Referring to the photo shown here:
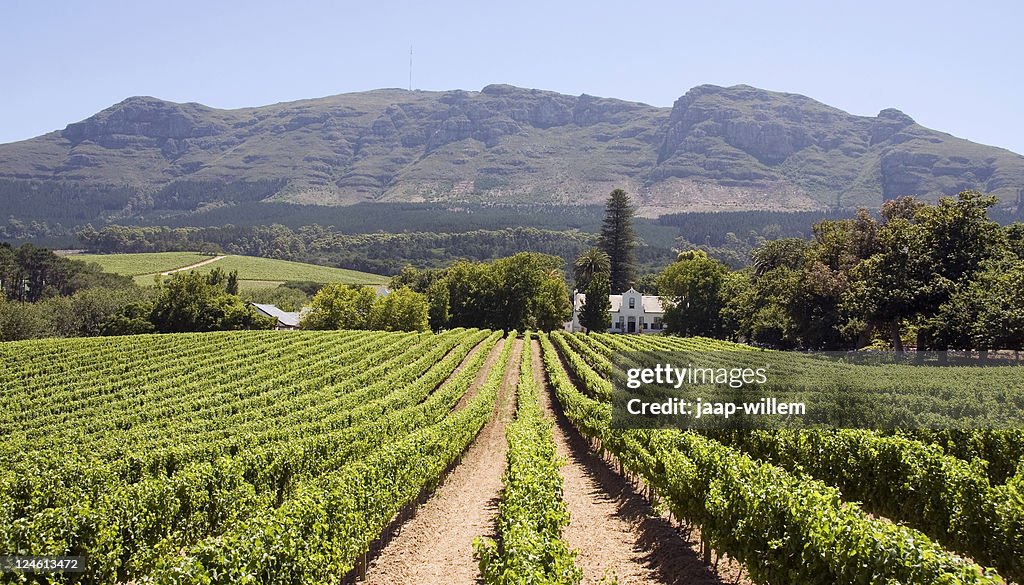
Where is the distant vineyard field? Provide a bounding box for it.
[72,251,389,288]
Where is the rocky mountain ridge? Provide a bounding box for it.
[1,83,1021,220]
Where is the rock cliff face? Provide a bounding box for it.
[1,84,1021,220]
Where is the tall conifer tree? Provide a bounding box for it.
[599,188,637,293]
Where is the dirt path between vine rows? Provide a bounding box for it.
[532,339,740,585]
[159,254,225,275]
[363,337,522,585]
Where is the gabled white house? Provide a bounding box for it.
[567,287,667,334]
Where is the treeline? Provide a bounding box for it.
[86,210,987,278]
[658,209,848,245]
[657,191,1024,351]
[0,243,132,302]
[300,252,573,333]
[131,201,610,233]
[300,285,429,332]
[0,243,276,341]
[0,178,136,224]
[78,224,598,275]
[391,252,571,332]
[658,207,1024,245]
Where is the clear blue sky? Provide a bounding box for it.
[2,0,1021,154]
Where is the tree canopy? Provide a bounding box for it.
[657,250,729,338]
[395,252,571,332]
[579,272,611,334]
[149,272,274,333]
[667,191,1023,352]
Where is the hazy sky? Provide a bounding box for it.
[2,0,1021,153]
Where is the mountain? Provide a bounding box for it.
[1,84,1022,223]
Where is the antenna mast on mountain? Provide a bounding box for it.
[409,46,413,91]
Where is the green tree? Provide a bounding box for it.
[444,261,492,329]
[0,299,53,341]
[657,250,729,337]
[1006,223,1024,260]
[914,191,1003,318]
[842,217,927,352]
[426,278,450,331]
[150,272,273,333]
[573,248,610,292]
[54,287,142,337]
[533,274,572,332]
[490,253,571,332]
[206,266,227,288]
[929,258,1024,351]
[975,261,1024,351]
[579,272,611,333]
[751,238,809,276]
[598,188,636,293]
[368,287,430,332]
[844,192,1002,351]
[633,272,659,295]
[100,302,157,336]
[226,270,239,295]
[300,283,377,330]
[719,270,753,341]
[438,253,571,332]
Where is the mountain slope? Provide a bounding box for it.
[1,84,1021,221]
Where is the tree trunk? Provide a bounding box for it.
[891,322,904,354]
[855,325,873,350]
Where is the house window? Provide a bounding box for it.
[629,297,635,309]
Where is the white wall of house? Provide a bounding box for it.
[567,287,666,334]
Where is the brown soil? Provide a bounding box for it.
[531,339,748,585]
[363,337,522,585]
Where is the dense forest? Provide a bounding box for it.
[73,207,934,277]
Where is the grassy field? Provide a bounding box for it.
[72,252,388,288]
[74,252,210,276]
[188,255,387,284]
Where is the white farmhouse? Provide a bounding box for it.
[567,287,667,334]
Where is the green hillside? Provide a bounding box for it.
[73,252,388,288]
[73,251,210,276]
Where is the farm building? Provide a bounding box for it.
[566,287,666,334]
[250,303,302,330]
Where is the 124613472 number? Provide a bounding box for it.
[0,556,86,573]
